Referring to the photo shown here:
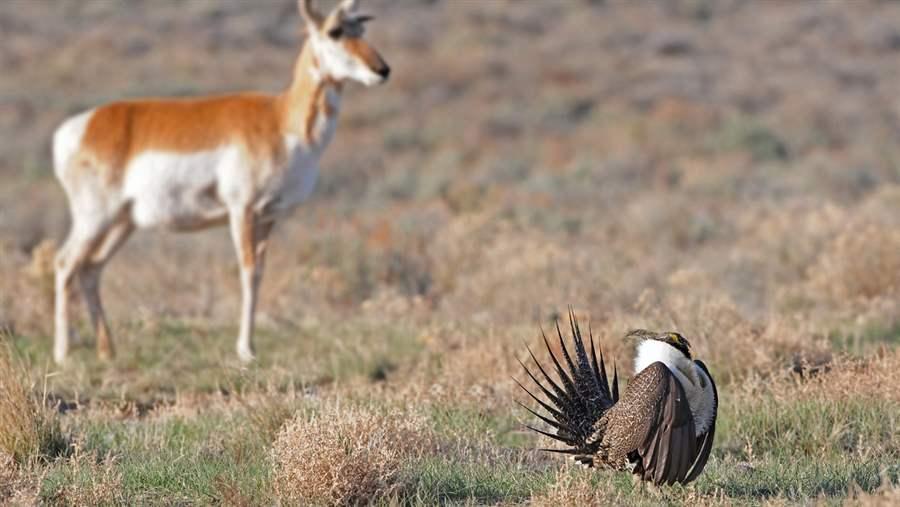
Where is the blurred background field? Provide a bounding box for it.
[1,0,899,504]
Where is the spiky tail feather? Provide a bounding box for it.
[516,308,619,461]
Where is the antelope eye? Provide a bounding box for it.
[328,26,343,39]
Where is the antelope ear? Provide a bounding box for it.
[339,0,360,14]
[298,0,323,28]
[321,9,343,35]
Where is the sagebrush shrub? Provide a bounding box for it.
[809,224,900,303]
[0,340,65,464]
[271,403,428,506]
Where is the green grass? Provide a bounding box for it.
[698,458,897,501]
[41,409,275,504]
[11,317,423,402]
[829,322,900,356]
[407,405,555,503]
[413,386,897,504]
[707,115,789,163]
[23,381,900,505]
[9,324,899,505]
[720,395,900,458]
[427,405,529,448]
[404,394,899,504]
[405,456,554,505]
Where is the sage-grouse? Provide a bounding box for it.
[516,311,718,485]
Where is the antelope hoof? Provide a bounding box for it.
[238,347,256,364]
[53,347,68,366]
[97,347,115,361]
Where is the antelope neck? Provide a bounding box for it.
[279,43,344,146]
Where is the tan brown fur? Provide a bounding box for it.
[80,94,288,185]
[343,38,388,78]
[78,37,349,185]
[282,48,344,145]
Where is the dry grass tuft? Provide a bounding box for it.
[0,452,25,503]
[0,340,64,464]
[728,350,900,461]
[785,348,900,403]
[0,459,38,505]
[271,403,428,506]
[24,239,56,281]
[530,469,611,506]
[531,468,731,507]
[849,480,900,507]
[809,223,900,304]
[44,449,124,507]
[244,399,298,445]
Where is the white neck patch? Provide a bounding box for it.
[634,339,693,378]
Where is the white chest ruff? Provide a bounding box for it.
[260,135,322,217]
[314,87,340,148]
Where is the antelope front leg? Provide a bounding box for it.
[79,218,134,361]
[229,208,274,363]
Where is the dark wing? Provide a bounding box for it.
[517,310,618,456]
[684,360,718,483]
[621,362,697,486]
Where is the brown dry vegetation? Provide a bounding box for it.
[0,340,64,465]
[1,0,900,504]
[39,449,125,507]
[272,403,428,505]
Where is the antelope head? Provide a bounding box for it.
[299,0,390,87]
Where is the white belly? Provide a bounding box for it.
[123,148,233,230]
[122,139,322,229]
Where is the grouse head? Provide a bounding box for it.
[626,329,692,360]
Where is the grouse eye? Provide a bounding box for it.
[328,26,343,39]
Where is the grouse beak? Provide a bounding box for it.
[662,332,691,350]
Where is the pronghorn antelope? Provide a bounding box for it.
[52,0,389,364]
